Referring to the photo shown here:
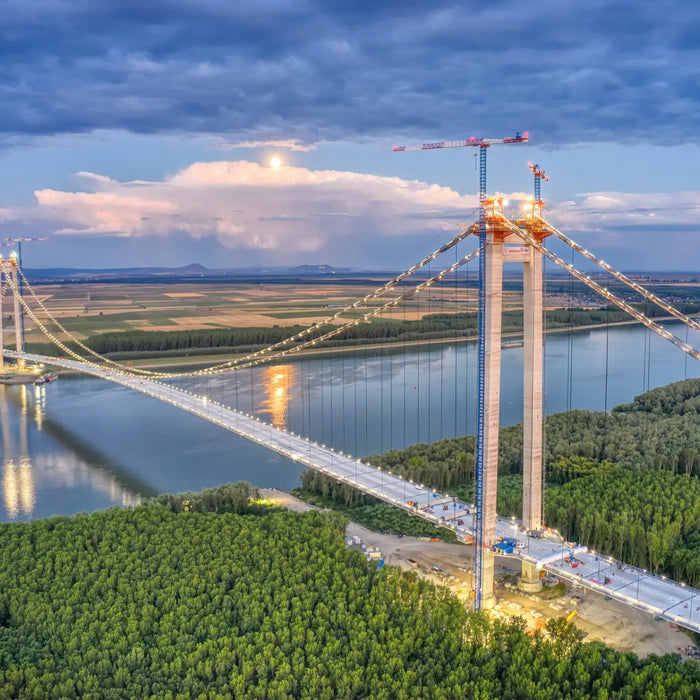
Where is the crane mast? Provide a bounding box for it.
[528,162,549,209]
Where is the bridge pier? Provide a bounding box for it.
[479,233,504,609]
[0,265,4,371]
[522,246,544,531]
[519,560,543,593]
[475,200,546,609]
[10,266,23,360]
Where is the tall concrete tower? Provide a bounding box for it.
[0,262,4,372]
[392,132,531,608]
[0,254,24,368]
[9,257,24,361]
[471,197,548,605]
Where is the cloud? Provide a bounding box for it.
[21,160,478,257]
[542,190,700,269]
[548,191,700,232]
[15,158,700,267]
[0,2,698,146]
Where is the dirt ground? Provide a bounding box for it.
[259,488,694,658]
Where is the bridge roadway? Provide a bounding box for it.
[9,351,700,634]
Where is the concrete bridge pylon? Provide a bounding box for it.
[0,254,25,371]
[475,199,549,606]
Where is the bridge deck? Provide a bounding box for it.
[10,351,700,634]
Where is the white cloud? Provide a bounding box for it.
[12,162,700,269]
[548,191,700,231]
[25,160,478,252]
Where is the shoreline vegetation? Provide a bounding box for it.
[297,376,700,588]
[0,482,698,697]
[27,306,700,373]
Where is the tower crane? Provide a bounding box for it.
[394,130,528,610]
[528,162,548,205]
[518,163,551,238]
[4,237,48,264]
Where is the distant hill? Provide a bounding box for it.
[22,264,700,286]
[23,263,361,283]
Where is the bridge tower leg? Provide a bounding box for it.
[10,265,24,361]
[522,245,544,532]
[0,265,4,371]
[519,560,543,593]
[478,232,504,609]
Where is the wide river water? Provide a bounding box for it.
[2,322,700,522]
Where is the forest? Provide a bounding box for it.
[0,483,698,698]
[297,376,700,586]
[25,304,700,359]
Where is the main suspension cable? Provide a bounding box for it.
[179,223,478,375]
[201,248,482,375]
[12,226,478,379]
[5,247,482,378]
[536,215,700,332]
[15,264,158,376]
[1,262,136,375]
[498,216,700,364]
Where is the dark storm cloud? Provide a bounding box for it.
[1,0,698,145]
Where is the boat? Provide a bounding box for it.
[34,372,58,385]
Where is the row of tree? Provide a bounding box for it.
[0,486,698,697]
[546,468,700,579]
[616,377,700,416]
[26,305,694,359]
[368,402,700,481]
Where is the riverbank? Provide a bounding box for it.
[260,488,692,659]
[44,312,693,374]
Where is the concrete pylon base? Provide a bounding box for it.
[480,593,498,609]
[519,561,543,593]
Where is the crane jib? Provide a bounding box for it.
[393,131,528,153]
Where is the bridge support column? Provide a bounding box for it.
[0,265,4,372]
[519,560,543,593]
[522,246,543,531]
[480,234,504,609]
[10,267,23,362]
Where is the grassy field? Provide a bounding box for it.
[20,275,700,350]
[21,280,483,342]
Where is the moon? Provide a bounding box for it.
[269,156,282,170]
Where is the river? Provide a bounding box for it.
[2,322,699,522]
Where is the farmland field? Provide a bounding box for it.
[21,279,482,342]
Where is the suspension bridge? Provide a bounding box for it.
[2,140,700,632]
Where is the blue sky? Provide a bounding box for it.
[0,0,698,270]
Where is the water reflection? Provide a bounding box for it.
[260,365,296,429]
[2,460,35,519]
[0,382,143,521]
[1,386,36,518]
[34,383,46,430]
